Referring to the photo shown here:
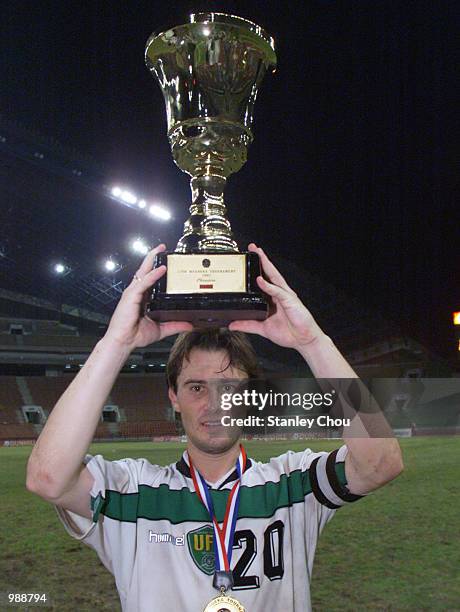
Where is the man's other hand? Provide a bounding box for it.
[229,244,324,353]
[105,244,193,350]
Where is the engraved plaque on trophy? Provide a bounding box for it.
[144,12,277,325]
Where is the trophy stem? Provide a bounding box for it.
[175,174,239,253]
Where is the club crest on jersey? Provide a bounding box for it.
[187,526,215,575]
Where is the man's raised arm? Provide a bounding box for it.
[26,245,192,517]
[298,334,404,495]
[229,243,404,497]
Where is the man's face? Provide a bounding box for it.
[168,348,248,454]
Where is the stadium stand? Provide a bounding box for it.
[94,422,118,439]
[2,365,459,443]
[25,376,74,412]
[0,377,24,423]
[119,421,176,438]
[0,373,176,442]
[21,336,98,350]
[0,423,37,440]
[0,335,20,348]
[110,375,169,421]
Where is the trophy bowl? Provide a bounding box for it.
[145,12,277,326]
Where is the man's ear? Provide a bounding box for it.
[168,387,180,413]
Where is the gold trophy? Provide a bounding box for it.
[145,12,277,325]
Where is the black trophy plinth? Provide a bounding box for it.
[146,251,269,326]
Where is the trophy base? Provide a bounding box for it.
[146,294,268,326]
[146,251,269,327]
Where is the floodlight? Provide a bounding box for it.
[105,259,117,272]
[132,239,149,255]
[121,190,137,205]
[149,204,171,221]
[54,263,66,274]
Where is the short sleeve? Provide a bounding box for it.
[54,454,143,574]
[302,444,369,509]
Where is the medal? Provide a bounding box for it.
[187,446,247,612]
[203,587,246,612]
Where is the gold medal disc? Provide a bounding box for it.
[203,593,246,612]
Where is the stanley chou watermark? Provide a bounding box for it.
[221,413,349,429]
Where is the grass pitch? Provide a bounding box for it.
[1,437,459,611]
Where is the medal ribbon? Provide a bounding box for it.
[187,445,247,573]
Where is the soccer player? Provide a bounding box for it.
[26,243,404,611]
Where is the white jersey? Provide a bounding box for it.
[56,444,368,611]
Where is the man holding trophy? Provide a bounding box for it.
[26,13,404,611]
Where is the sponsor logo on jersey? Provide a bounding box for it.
[187,525,215,575]
[148,530,185,546]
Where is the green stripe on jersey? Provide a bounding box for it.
[92,466,338,524]
[91,462,348,524]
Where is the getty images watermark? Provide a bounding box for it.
[220,388,336,411]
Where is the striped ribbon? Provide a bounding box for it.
[186,446,247,573]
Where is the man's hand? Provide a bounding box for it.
[229,244,324,352]
[105,244,193,350]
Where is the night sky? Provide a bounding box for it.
[1,1,459,360]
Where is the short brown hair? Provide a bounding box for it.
[166,328,261,391]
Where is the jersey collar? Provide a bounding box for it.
[176,451,252,490]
